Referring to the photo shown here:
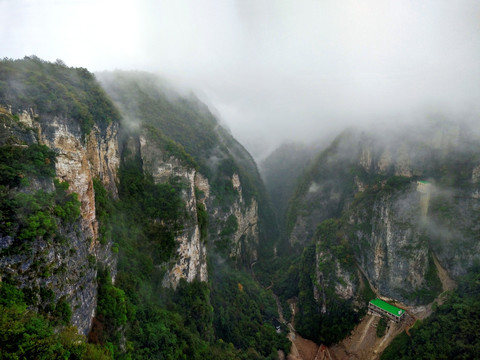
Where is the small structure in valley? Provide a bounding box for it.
[368,299,406,323]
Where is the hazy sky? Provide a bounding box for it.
[2,0,480,159]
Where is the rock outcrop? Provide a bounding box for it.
[138,132,209,288]
[0,108,120,335]
[98,70,269,269]
[39,114,119,241]
[0,63,271,341]
[289,121,480,306]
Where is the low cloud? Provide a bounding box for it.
[2,0,480,159]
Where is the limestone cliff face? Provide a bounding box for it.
[289,121,480,306]
[225,174,259,262]
[138,132,261,285]
[314,248,357,313]
[350,188,434,303]
[138,132,208,289]
[0,108,120,335]
[98,70,269,269]
[38,112,119,241]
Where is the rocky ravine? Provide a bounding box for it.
[1,105,264,335]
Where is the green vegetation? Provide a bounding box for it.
[98,71,278,260]
[1,179,80,253]
[382,267,480,359]
[0,143,80,254]
[210,264,291,358]
[295,241,359,345]
[55,299,73,326]
[114,157,185,264]
[384,175,411,191]
[215,214,238,256]
[0,143,56,187]
[253,254,299,322]
[144,124,198,169]
[197,202,208,242]
[53,180,82,222]
[91,153,287,359]
[376,317,388,338]
[89,268,128,348]
[0,282,112,359]
[0,57,120,136]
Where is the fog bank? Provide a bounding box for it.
[2,0,480,159]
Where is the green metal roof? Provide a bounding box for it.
[369,299,405,317]
[418,180,430,185]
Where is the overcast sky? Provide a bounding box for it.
[2,0,480,159]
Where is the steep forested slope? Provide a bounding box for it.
[97,71,278,261]
[264,119,480,346]
[0,58,288,359]
[0,56,121,335]
[382,267,480,359]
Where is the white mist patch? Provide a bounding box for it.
[308,181,321,193]
[417,180,433,218]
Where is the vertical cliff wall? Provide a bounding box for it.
[37,113,120,333]
[98,71,273,268]
[287,121,480,308]
[0,58,123,335]
[136,131,208,288]
[0,106,120,335]
[0,59,286,358]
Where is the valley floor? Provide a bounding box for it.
[283,311,413,360]
[329,314,408,360]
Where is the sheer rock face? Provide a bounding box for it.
[1,107,262,336]
[195,173,210,207]
[39,115,119,241]
[139,134,208,289]
[38,114,120,334]
[229,173,259,262]
[0,109,120,335]
[120,134,262,288]
[352,189,431,302]
[290,123,480,306]
[138,139,261,288]
[230,198,259,262]
[207,173,259,264]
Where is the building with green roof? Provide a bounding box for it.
[368,299,406,322]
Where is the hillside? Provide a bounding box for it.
[0,58,288,359]
[2,56,480,360]
[262,119,480,352]
[97,71,278,261]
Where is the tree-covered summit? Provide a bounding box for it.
[0,56,120,136]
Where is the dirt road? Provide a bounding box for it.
[330,314,410,360]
